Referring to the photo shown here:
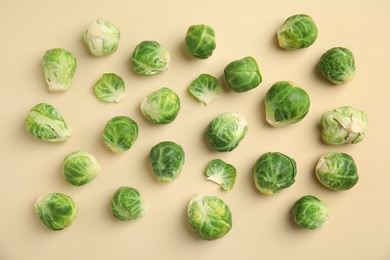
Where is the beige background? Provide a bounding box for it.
[1,0,389,259]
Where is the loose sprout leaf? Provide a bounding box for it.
[185,24,216,59]
[132,41,170,76]
[94,73,126,103]
[83,19,120,56]
[188,74,220,105]
[291,195,330,230]
[319,47,356,84]
[206,159,236,191]
[103,116,139,153]
[111,186,148,221]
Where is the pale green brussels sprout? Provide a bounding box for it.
[103,116,138,153]
[111,186,148,221]
[43,48,77,92]
[320,47,356,84]
[253,152,297,195]
[277,14,318,49]
[321,106,368,145]
[25,103,72,142]
[316,152,359,190]
[132,40,170,76]
[83,19,120,56]
[265,81,310,127]
[187,194,232,240]
[188,74,220,105]
[185,24,216,59]
[206,112,248,152]
[35,193,78,231]
[149,141,185,182]
[292,195,330,230]
[224,56,262,93]
[141,87,180,124]
[94,73,126,103]
[206,159,236,191]
[62,150,101,186]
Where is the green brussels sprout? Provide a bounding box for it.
[277,14,318,49]
[43,48,77,92]
[103,116,139,153]
[93,73,126,103]
[253,152,297,195]
[321,106,368,145]
[320,47,356,84]
[316,152,359,190]
[149,141,185,182]
[206,159,237,191]
[292,195,330,230]
[62,150,101,186]
[185,24,216,59]
[35,193,78,231]
[111,186,148,221]
[265,81,310,127]
[132,40,170,76]
[140,87,180,124]
[25,103,72,142]
[224,56,262,93]
[205,112,248,152]
[188,74,220,105]
[83,19,120,56]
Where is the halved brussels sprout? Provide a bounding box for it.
[149,141,185,182]
[43,48,77,92]
[316,152,359,190]
[320,47,356,84]
[321,106,368,145]
[93,73,126,103]
[185,24,216,59]
[292,195,330,230]
[62,150,101,186]
[83,19,120,56]
[35,193,78,231]
[277,14,318,49]
[224,56,262,93]
[111,186,148,221]
[187,194,232,240]
[265,81,310,127]
[25,103,72,142]
[205,112,248,152]
[206,159,236,191]
[103,116,139,153]
[253,152,297,195]
[188,74,220,105]
[140,87,180,124]
[132,40,170,76]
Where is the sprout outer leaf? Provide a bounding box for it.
[94,73,126,103]
[188,74,220,105]
[206,159,237,191]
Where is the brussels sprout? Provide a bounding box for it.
[187,194,232,240]
[206,159,236,191]
[320,47,356,84]
[140,87,180,124]
[111,186,148,221]
[205,112,248,152]
[35,193,78,231]
[25,103,72,142]
[185,24,216,59]
[43,48,77,92]
[103,116,138,153]
[188,74,220,105]
[62,150,101,186]
[316,152,359,190]
[83,19,120,56]
[253,152,297,195]
[321,106,368,145]
[94,73,126,103]
[292,195,330,230]
[132,40,170,76]
[149,141,185,182]
[224,56,262,93]
[277,14,318,49]
[265,81,310,127]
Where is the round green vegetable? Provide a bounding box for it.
[187,194,232,240]
[132,40,170,76]
[206,159,237,191]
[265,81,310,127]
[316,152,359,190]
[83,19,120,56]
[103,116,139,153]
[188,74,220,105]
[93,73,126,103]
[185,24,216,59]
[35,193,78,231]
[111,186,148,221]
[292,195,330,230]
[320,47,356,84]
